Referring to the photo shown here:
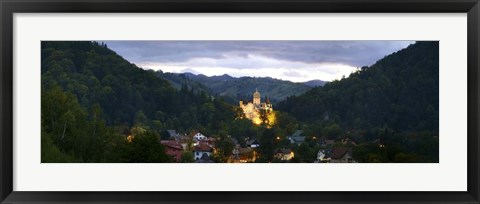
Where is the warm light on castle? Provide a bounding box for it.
[239,89,275,127]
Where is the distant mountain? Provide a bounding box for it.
[208,74,234,81]
[156,71,211,94]
[158,72,313,105]
[303,79,327,87]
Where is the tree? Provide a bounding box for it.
[120,130,171,163]
[213,132,234,162]
[180,152,195,163]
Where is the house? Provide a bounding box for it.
[178,136,194,151]
[315,149,332,163]
[191,131,207,141]
[168,130,188,141]
[330,147,354,163]
[320,138,336,147]
[193,143,213,160]
[195,153,214,163]
[274,148,294,161]
[342,138,357,146]
[232,146,257,163]
[230,137,239,146]
[160,140,183,162]
[167,129,178,138]
[373,139,386,148]
[288,137,306,146]
[246,139,260,148]
[288,130,306,146]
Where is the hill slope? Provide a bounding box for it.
[163,73,314,104]
[41,41,232,130]
[277,41,439,132]
[303,79,328,87]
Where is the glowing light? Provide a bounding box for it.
[238,90,276,127]
[126,135,134,143]
[251,117,261,125]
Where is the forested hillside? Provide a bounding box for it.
[278,42,439,132]
[276,42,439,162]
[41,41,237,162]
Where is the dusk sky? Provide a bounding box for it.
[105,41,414,82]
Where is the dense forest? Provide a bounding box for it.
[41,41,439,163]
[42,41,238,162]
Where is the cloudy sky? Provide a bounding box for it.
[105,41,414,82]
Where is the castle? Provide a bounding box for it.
[239,89,274,126]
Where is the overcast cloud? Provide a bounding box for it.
[105,41,414,82]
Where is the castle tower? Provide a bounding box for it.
[253,89,261,105]
[265,96,272,110]
[265,96,271,105]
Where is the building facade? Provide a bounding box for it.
[239,89,274,125]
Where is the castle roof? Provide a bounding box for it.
[253,89,261,98]
[265,96,271,104]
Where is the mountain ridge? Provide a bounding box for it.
[156,71,327,104]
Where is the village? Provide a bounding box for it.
[156,129,360,163]
[146,89,360,163]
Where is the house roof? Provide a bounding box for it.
[331,147,352,159]
[160,140,183,150]
[189,130,202,137]
[230,137,239,145]
[167,130,177,137]
[246,139,260,145]
[238,147,254,154]
[194,143,212,152]
[342,138,357,146]
[275,148,292,154]
[325,140,335,145]
[291,130,304,137]
[319,148,333,156]
[195,153,214,163]
[289,136,306,144]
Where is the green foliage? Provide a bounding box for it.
[276,42,439,162]
[278,42,439,133]
[257,128,278,161]
[41,130,79,163]
[213,133,235,162]
[118,130,171,163]
[42,86,122,162]
[180,152,195,163]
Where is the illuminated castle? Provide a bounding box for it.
[239,89,274,126]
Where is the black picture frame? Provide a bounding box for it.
[1,0,479,203]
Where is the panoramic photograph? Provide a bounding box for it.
[41,40,439,163]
